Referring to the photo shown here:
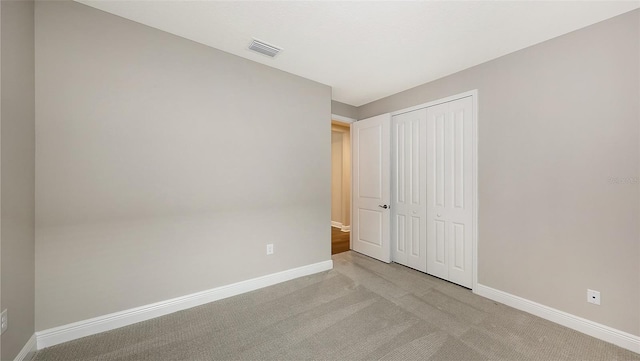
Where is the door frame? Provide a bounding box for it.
[331,114,356,247]
[331,119,353,233]
[390,90,478,291]
[331,113,358,250]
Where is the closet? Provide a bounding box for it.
[352,92,476,289]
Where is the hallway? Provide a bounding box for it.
[331,227,349,255]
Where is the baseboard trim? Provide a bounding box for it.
[36,260,333,350]
[474,283,640,354]
[14,333,37,361]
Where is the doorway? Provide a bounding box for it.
[331,119,352,255]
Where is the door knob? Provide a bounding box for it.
[378,205,389,209]
[437,213,442,217]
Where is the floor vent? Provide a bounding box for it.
[248,39,282,58]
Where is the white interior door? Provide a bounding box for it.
[391,109,427,272]
[351,114,391,263]
[426,96,474,288]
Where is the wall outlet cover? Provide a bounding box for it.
[587,289,601,305]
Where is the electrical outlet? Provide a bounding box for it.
[1,309,7,334]
[587,289,601,305]
[266,244,274,255]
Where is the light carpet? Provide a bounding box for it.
[34,251,640,360]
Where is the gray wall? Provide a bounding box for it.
[331,100,358,120]
[35,1,331,331]
[1,0,36,359]
[359,10,640,336]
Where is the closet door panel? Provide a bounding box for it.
[426,97,473,288]
[391,109,427,272]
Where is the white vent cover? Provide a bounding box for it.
[248,39,282,58]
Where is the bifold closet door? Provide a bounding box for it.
[426,96,473,288]
[391,109,427,272]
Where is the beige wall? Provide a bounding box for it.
[331,132,343,224]
[331,100,358,120]
[359,10,640,336]
[1,0,36,359]
[342,130,351,228]
[35,1,331,331]
[331,124,351,228]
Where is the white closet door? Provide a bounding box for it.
[426,96,473,288]
[351,114,391,263]
[391,109,427,272]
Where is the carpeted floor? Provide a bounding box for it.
[34,251,640,361]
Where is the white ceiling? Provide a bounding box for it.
[76,0,639,106]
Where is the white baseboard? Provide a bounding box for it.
[14,334,36,361]
[331,221,350,232]
[474,283,640,354]
[36,260,333,350]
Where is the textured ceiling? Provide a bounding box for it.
[76,1,639,106]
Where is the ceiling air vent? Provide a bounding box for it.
[248,39,282,58]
